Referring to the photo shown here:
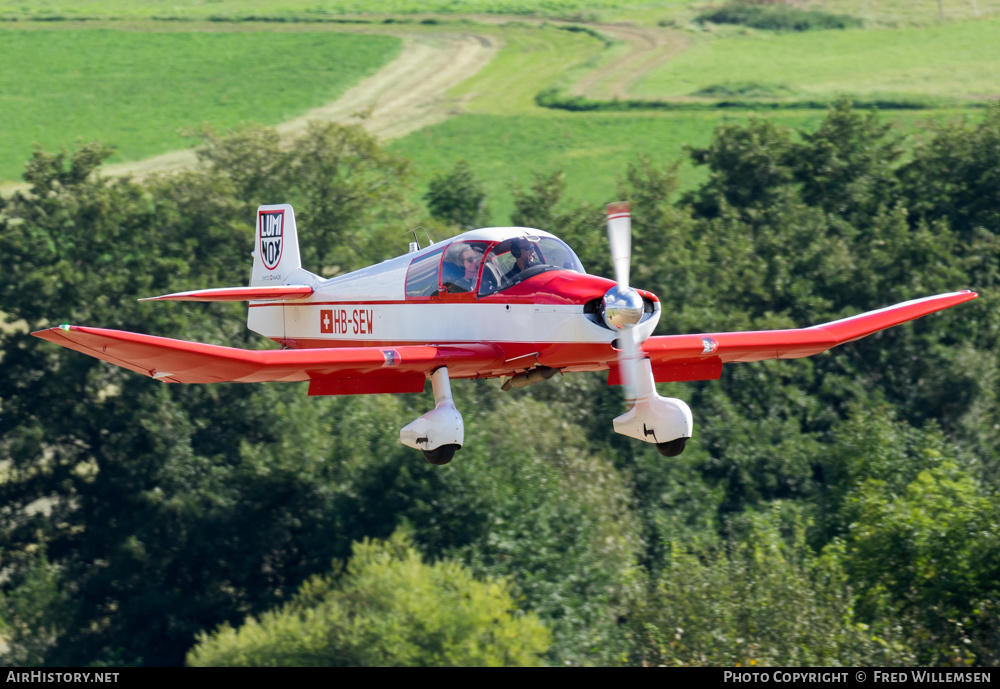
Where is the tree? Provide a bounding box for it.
[683,117,797,218]
[899,106,1000,243]
[424,159,490,231]
[792,100,903,224]
[628,505,913,667]
[844,461,1000,665]
[190,121,417,275]
[0,133,422,666]
[186,531,550,667]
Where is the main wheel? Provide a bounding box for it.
[423,444,460,465]
[656,437,688,457]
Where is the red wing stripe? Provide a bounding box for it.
[140,285,314,302]
[643,290,978,365]
[32,326,505,384]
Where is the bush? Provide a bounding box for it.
[697,3,862,32]
[187,531,551,667]
[627,506,914,666]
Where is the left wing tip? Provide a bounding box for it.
[32,324,75,338]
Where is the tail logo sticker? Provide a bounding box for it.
[259,209,284,271]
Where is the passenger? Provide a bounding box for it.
[503,238,536,283]
[445,242,481,292]
[457,244,482,290]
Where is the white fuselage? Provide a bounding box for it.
[247,227,660,376]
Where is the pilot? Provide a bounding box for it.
[503,238,536,283]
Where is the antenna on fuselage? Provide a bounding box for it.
[402,226,435,252]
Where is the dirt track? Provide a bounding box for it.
[99,31,499,181]
[0,20,688,194]
[0,29,499,193]
[572,24,690,101]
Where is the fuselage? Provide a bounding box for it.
[247,227,661,379]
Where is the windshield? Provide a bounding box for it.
[478,236,585,295]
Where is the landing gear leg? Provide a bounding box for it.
[399,367,464,465]
[612,358,693,456]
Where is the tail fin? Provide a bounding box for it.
[252,204,303,286]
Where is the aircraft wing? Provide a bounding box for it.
[32,325,505,395]
[138,285,315,302]
[618,290,979,384]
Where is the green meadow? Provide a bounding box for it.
[802,0,1000,25]
[390,108,973,224]
[448,23,606,115]
[632,17,1000,103]
[1,6,995,206]
[387,17,992,223]
[0,27,399,183]
[0,0,699,21]
[3,1,998,24]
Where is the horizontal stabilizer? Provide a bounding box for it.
[615,290,978,385]
[140,285,314,302]
[32,325,504,391]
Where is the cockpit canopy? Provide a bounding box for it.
[405,235,585,298]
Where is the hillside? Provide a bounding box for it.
[3,0,1000,669]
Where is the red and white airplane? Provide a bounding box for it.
[34,203,978,465]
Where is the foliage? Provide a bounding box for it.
[424,159,490,230]
[628,506,914,666]
[844,461,1000,665]
[900,107,1000,242]
[0,550,72,667]
[0,123,641,667]
[535,87,948,112]
[696,3,862,32]
[440,393,643,665]
[0,125,417,666]
[3,101,1000,667]
[187,121,418,274]
[186,531,551,666]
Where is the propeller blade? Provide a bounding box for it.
[607,201,646,404]
[606,202,631,289]
[617,329,640,403]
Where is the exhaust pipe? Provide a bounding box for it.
[500,366,560,391]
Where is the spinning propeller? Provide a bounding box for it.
[603,202,646,402]
[604,202,692,456]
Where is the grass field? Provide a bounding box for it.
[0,0,700,21]
[801,0,1000,25]
[389,108,972,224]
[389,14,990,224]
[1,5,993,210]
[2,1,998,24]
[448,23,607,115]
[0,27,399,183]
[631,16,1000,102]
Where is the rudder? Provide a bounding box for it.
[251,204,302,286]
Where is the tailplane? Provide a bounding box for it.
[252,203,304,286]
[141,204,319,303]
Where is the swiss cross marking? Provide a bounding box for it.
[319,308,374,336]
